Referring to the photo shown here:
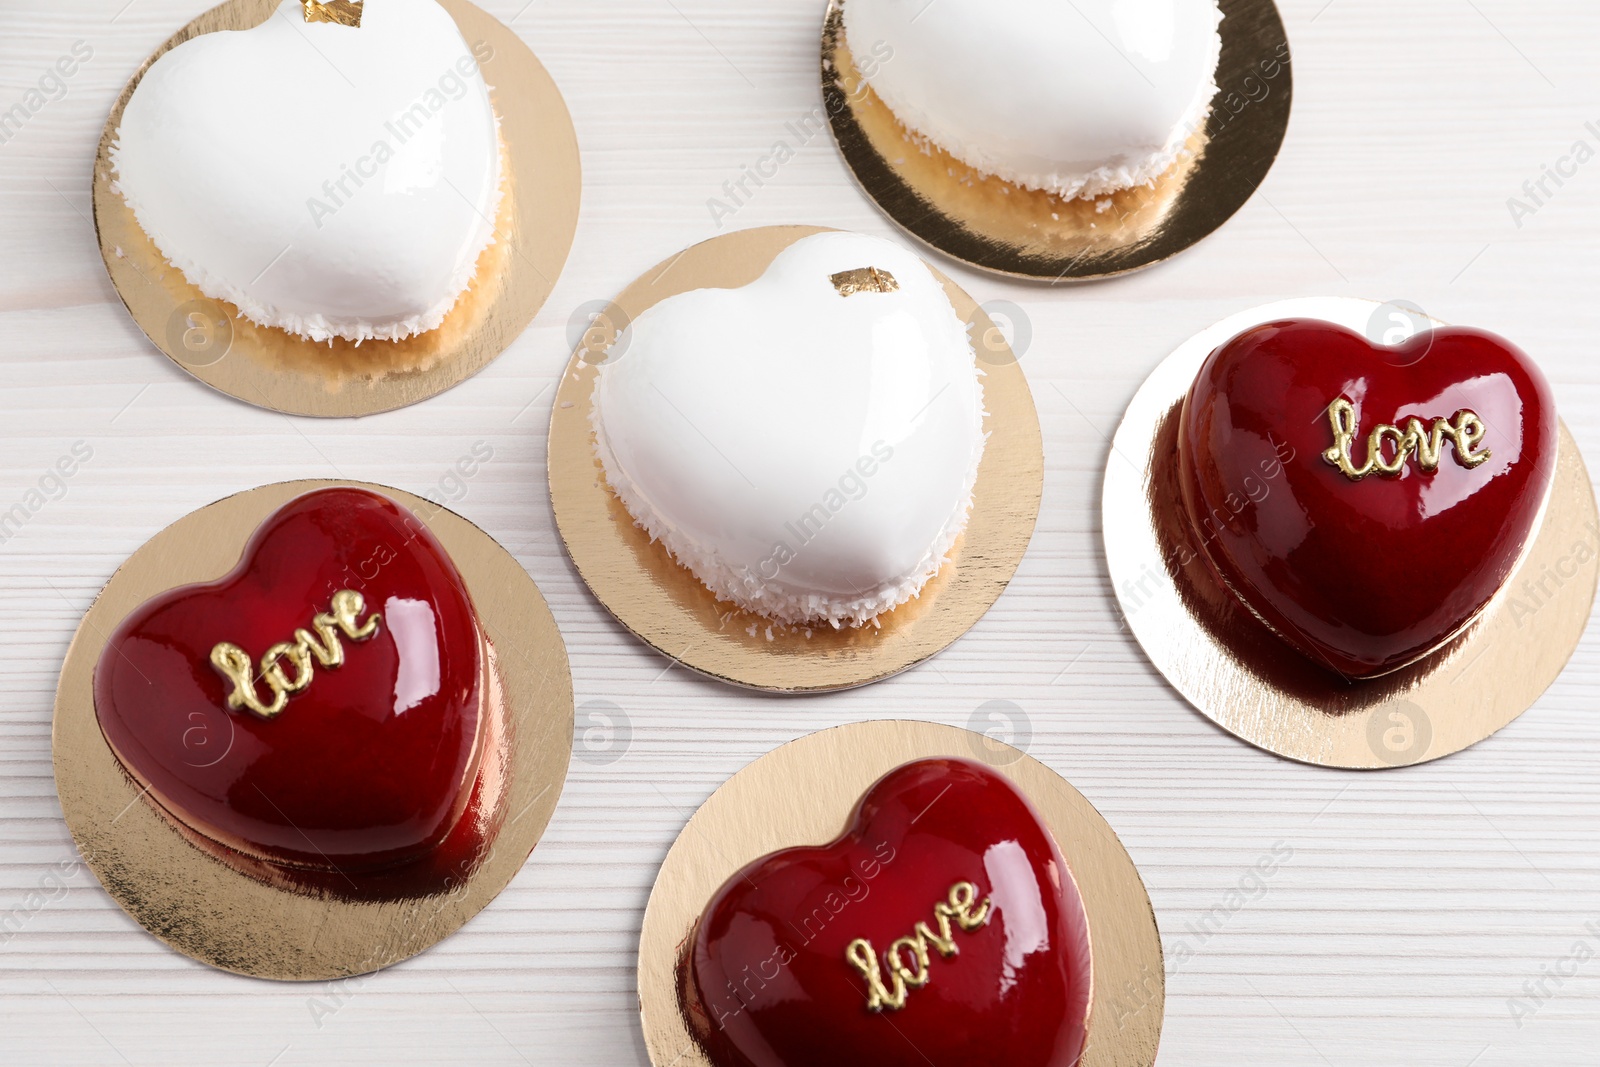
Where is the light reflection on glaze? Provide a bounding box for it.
[93,488,485,873]
[1178,319,1557,677]
[984,839,1050,999]
[685,758,1092,1067]
[386,596,443,714]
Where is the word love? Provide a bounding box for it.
[209,589,381,720]
[844,881,992,1013]
[1321,398,1491,481]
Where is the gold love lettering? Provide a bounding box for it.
[209,589,381,720]
[844,881,992,1013]
[1321,398,1491,481]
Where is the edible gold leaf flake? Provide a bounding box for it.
[830,266,900,297]
[303,0,363,27]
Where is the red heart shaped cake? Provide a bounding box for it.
[683,758,1092,1067]
[94,487,487,874]
[1176,318,1557,678]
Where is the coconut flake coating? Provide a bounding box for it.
[844,0,1223,200]
[112,0,503,344]
[591,232,988,628]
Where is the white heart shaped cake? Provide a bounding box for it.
[112,0,503,344]
[844,0,1223,200]
[590,232,987,629]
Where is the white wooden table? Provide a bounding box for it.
[3,1,1599,1063]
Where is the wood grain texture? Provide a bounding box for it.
[2,0,1599,1064]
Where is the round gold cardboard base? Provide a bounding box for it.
[1104,298,1600,769]
[52,480,574,980]
[822,0,1292,281]
[547,225,1045,694]
[637,721,1165,1067]
[93,0,581,418]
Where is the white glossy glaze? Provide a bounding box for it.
[844,0,1223,200]
[112,0,502,344]
[591,232,987,628]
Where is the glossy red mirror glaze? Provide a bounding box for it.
[94,488,485,873]
[684,758,1091,1067]
[1177,319,1556,678]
